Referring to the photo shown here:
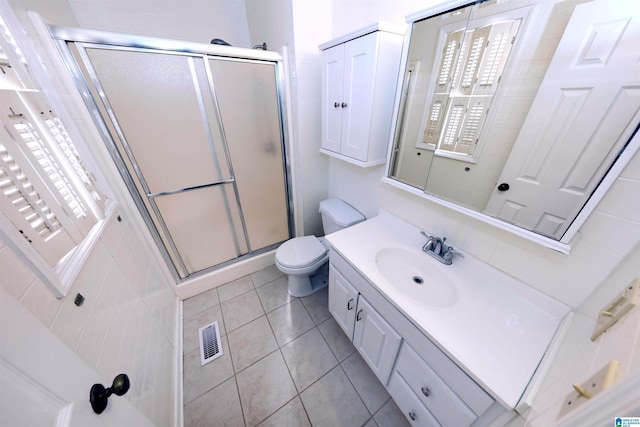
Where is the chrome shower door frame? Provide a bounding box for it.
[49,26,294,282]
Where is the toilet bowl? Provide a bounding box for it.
[275,198,364,297]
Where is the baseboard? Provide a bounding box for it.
[174,250,276,300]
[173,296,184,427]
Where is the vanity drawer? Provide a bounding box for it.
[394,343,477,427]
[388,370,440,426]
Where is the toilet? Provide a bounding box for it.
[275,198,365,297]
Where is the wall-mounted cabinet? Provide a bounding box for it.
[319,23,405,167]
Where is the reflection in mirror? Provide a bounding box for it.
[389,0,640,242]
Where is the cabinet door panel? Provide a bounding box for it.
[341,34,378,161]
[353,296,402,385]
[322,44,345,153]
[328,264,358,339]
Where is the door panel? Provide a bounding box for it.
[154,186,242,274]
[0,289,154,427]
[342,34,377,160]
[484,0,640,238]
[322,44,344,153]
[328,265,358,339]
[86,49,224,193]
[353,296,402,385]
[208,59,289,251]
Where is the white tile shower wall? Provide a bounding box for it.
[0,212,177,427]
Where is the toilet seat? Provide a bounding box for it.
[276,236,327,269]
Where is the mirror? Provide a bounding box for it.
[389,0,639,243]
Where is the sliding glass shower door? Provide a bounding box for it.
[53,29,291,280]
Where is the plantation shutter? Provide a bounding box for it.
[423,19,521,156]
[0,90,100,266]
[472,20,520,96]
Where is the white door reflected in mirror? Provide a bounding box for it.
[388,0,640,244]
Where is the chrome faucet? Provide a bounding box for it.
[420,231,464,265]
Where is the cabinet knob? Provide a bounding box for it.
[421,386,430,397]
[341,102,348,108]
[408,411,417,421]
[334,102,340,108]
[347,298,354,310]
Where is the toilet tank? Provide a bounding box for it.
[319,198,365,235]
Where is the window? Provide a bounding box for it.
[0,10,108,297]
[420,17,521,161]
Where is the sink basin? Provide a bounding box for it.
[375,248,458,307]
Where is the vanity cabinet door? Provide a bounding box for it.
[353,296,402,385]
[328,264,358,339]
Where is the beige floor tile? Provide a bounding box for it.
[318,317,356,361]
[183,305,225,355]
[341,351,390,414]
[373,398,410,427]
[281,328,338,392]
[183,288,219,318]
[227,316,278,373]
[251,265,284,287]
[256,276,295,313]
[257,397,310,427]
[221,289,265,332]
[236,350,297,426]
[184,377,244,427]
[218,275,254,303]
[300,287,331,324]
[183,335,234,404]
[300,365,370,427]
[267,299,315,346]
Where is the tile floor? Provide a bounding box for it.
[182,265,411,427]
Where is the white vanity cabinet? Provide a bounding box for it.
[328,264,401,385]
[319,23,405,167]
[328,249,506,426]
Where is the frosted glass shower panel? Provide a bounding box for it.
[86,48,230,193]
[209,59,289,250]
[154,186,243,274]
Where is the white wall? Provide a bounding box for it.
[523,240,640,426]
[289,0,332,236]
[323,0,640,424]
[0,212,178,426]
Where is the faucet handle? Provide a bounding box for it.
[445,246,464,259]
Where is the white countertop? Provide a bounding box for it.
[325,210,569,409]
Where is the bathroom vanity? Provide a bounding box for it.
[325,211,569,426]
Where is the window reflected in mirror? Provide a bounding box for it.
[389,0,640,242]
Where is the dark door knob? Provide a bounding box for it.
[334,102,340,108]
[341,102,348,108]
[90,373,130,414]
[497,183,510,191]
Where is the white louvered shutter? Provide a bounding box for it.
[424,18,521,157]
[0,91,100,266]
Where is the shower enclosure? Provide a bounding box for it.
[50,27,292,281]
